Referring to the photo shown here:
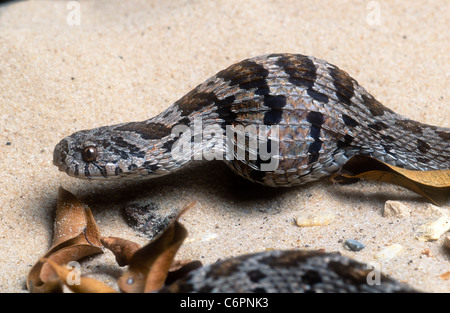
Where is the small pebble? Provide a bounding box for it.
[294,210,335,227]
[382,201,410,218]
[201,233,218,242]
[374,244,404,260]
[414,215,450,241]
[343,239,365,251]
[185,232,218,244]
[422,203,445,216]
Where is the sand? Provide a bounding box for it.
[0,0,448,293]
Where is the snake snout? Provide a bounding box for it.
[53,139,68,170]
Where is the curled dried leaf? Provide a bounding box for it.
[28,187,200,293]
[44,259,117,293]
[27,187,103,293]
[118,201,196,293]
[330,155,450,205]
[101,236,141,266]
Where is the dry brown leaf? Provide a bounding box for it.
[168,259,200,272]
[28,187,200,293]
[100,236,141,266]
[117,201,196,293]
[27,187,103,293]
[44,259,117,293]
[330,155,450,205]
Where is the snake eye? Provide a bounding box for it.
[82,146,98,163]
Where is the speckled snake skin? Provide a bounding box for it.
[53,53,449,186]
[53,53,448,292]
[160,250,416,293]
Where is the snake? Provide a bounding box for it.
[53,53,449,185]
[53,53,448,292]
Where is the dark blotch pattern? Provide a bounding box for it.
[308,141,322,163]
[263,95,287,125]
[417,139,431,153]
[109,136,145,158]
[111,136,135,149]
[341,114,359,127]
[381,134,395,142]
[328,66,355,106]
[275,54,316,89]
[394,119,423,135]
[275,55,328,112]
[176,90,238,125]
[327,260,368,285]
[247,270,266,283]
[301,270,323,287]
[307,89,329,103]
[217,59,287,125]
[368,121,389,131]
[216,60,270,92]
[362,94,391,117]
[306,111,324,163]
[161,136,180,153]
[215,95,238,123]
[176,91,220,117]
[306,111,324,126]
[336,134,353,149]
[116,122,172,141]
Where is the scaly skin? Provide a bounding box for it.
[53,53,449,186]
[159,250,416,293]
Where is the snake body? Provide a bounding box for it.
[53,53,449,186]
[160,250,416,293]
[53,54,448,293]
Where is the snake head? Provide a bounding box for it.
[53,124,151,179]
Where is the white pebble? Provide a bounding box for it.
[382,201,411,218]
[422,203,445,216]
[414,215,450,241]
[201,233,218,242]
[374,244,404,260]
[294,210,335,227]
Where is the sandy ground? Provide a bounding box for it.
[0,0,448,293]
